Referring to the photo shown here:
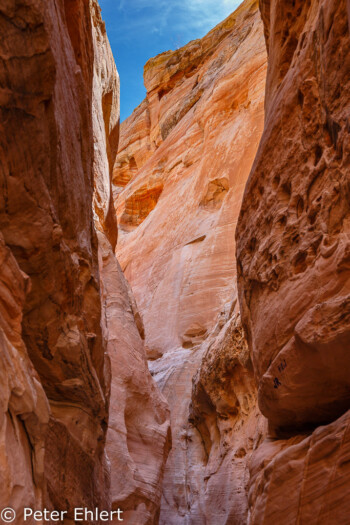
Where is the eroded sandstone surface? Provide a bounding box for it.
[113,1,267,522]
[3,0,349,521]
[0,0,169,523]
[236,0,350,522]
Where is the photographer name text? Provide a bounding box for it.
[0,507,123,523]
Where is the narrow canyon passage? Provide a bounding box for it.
[112,0,350,523]
[112,1,267,522]
[1,0,350,524]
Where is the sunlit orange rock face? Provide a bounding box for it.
[236,0,350,522]
[114,0,266,364]
[0,1,169,523]
[113,0,267,521]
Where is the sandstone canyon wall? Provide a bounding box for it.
[91,4,171,522]
[3,0,349,522]
[113,1,267,522]
[0,1,169,523]
[236,0,350,523]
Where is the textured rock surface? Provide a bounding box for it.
[98,233,171,524]
[0,0,110,517]
[0,0,170,522]
[91,0,120,249]
[236,0,350,521]
[114,0,266,361]
[113,1,267,522]
[189,309,266,524]
[237,0,350,431]
[0,233,49,521]
[248,409,350,525]
[150,304,266,525]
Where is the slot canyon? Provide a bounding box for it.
[0,1,349,525]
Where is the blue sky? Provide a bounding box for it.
[99,0,241,122]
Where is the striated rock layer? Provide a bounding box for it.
[113,0,267,522]
[236,0,350,522]
[0,0,170,522]
[114,1,266,360]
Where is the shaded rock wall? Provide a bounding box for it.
[0,233,49,520]
[113,1,267,522]
[248,410,350,524]
[91,0,120,250]
[188,307,266,525]
[98,233,171,524]
[236,0,350,522]
[0,0,170,522]
[0,1,109,517]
